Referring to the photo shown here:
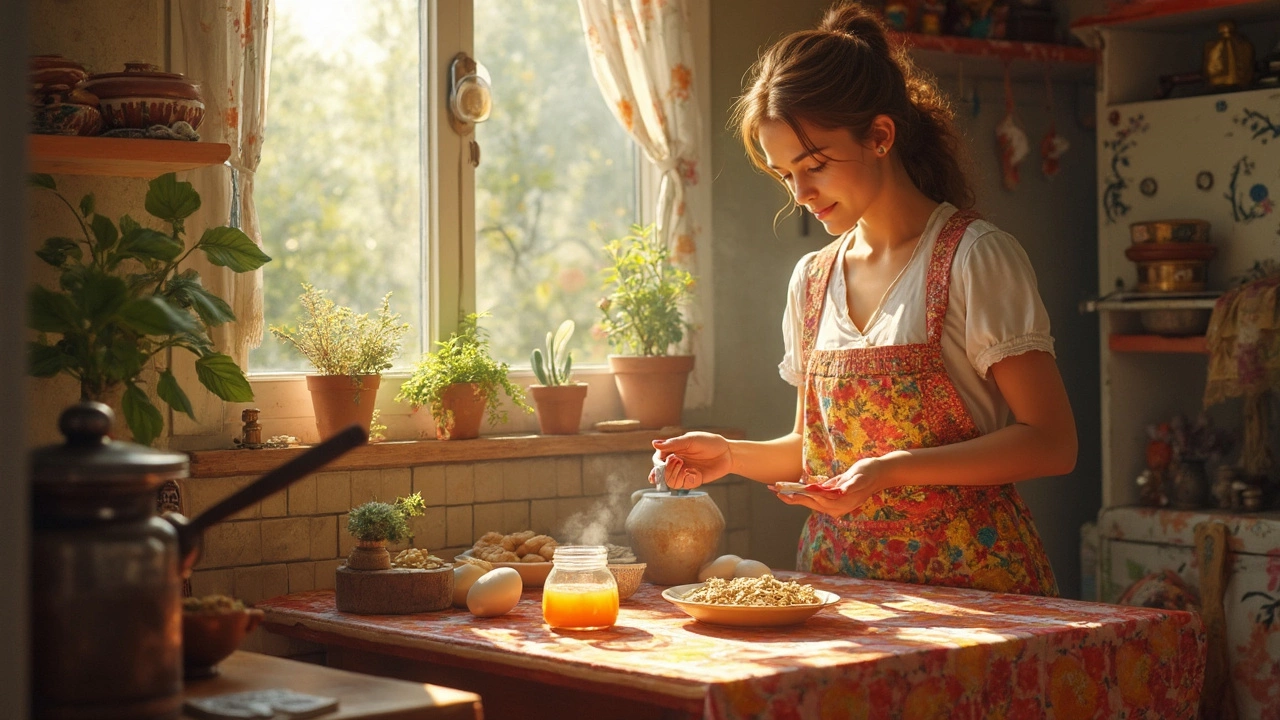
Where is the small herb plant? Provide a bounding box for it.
[531,319,576,386]
[347,491,426,543]
[269,283,410,377]
[598,223,694,356]
[27,173,270,445]
[396,312,531,426]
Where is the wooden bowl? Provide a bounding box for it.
[182,607,264,679]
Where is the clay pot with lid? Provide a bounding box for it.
[79,61,205,130]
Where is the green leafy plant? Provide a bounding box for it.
[268,283,410,376]
[598,223,694,356]
[346,491,425,543]
[27,173,270,445]
[396,312,531,426]
[531,319,576,386]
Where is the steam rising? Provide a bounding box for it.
[558,471,635,545]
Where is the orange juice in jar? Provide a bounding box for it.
[542,546,618,630]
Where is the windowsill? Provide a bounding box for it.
[187,426,746,478]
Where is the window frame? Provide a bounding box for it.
[170,0,711,449]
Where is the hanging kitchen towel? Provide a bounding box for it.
[995,64,1028,191]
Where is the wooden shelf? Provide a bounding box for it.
[893,31,1098,65]
[1108,334,1208,354]
[890,31,1097,81]
[1072,0,1277,32]
[28,135,230,178]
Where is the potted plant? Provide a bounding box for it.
[598,223,695,429]
[26,173,268,445]
[529,319,588,435]
[269,284,409,442]
[396,312,531,440]
[345,491,426,570]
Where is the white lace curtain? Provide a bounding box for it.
[170,0,272,366]
[577,0,713,408]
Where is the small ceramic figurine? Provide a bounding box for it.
[1203,19,1255,89]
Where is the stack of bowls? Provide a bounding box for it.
[1125,219,1214,292]
[1125,219,1215,335]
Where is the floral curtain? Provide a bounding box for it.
[170,0,272,366]
[578,0,713,407]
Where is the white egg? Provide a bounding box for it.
[453,563,487,608]
[466,567,523,617]
[734,559,773,578]
[697,554,742,582]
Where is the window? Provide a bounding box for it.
[251,0,641,374]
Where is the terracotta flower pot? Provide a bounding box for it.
[529,383,588,435]
[608,355,695,429]
[436,383,487,440]
[346,539,391,571]
[306,374,380,442]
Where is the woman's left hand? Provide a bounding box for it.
[773,454,896,516]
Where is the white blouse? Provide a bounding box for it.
[778,203,1055,435]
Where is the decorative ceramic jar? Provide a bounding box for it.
[1169,460,1209,509]
[1124,242,1216,292]
[30,88,102,136]
[625,488,724,585]
[79,62,205,130]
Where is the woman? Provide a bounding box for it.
[652,2,1075,596]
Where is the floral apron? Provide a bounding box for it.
[795,210,1059,596]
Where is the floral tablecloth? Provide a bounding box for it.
[258,571,1205,720]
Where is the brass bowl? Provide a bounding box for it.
[608,562,647,601]
[1124,242,1216,293]
[182,607,264,679]
[1129,219,1210,244]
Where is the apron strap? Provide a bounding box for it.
[923,210,980,344]
[799,237,846,370]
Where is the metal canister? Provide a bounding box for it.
[30,403,189,720]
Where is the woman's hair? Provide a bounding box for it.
[730,2,974,209]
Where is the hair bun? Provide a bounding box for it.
[818,2,891,53]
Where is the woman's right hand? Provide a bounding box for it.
[650,432,733,490]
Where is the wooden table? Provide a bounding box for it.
[258,571,1206,720]
[182,651,481,719]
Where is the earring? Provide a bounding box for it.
[876,146,887,155]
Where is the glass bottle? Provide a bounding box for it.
[542,545,618,630]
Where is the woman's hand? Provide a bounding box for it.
[651,432,733,490]
[773,454,897,516]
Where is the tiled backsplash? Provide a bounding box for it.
[180,451,751,656]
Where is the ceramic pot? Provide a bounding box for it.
[608,355,694,429]
[346,539,391,571]
[625,489,724,585]
[436,383,486,440]
[529,383,588,435]
[306,374,380,442]
[31,92,102,136]
[29,54,88,89]
[1125,242,1216,293]
[79,62,205,130]
[181,608,264,679]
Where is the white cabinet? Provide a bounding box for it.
[1075,3,1280,717]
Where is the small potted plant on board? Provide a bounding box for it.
[529,319,588,435]
[345,491,426,570]
[269,283,409,441]
[598,223,695,428]
[396,312,531,440]
[26,173,268,445]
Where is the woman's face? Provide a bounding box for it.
[758,118,881,236]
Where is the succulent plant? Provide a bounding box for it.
[530,319,575,386]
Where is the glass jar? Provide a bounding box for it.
[542,545,618,630]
